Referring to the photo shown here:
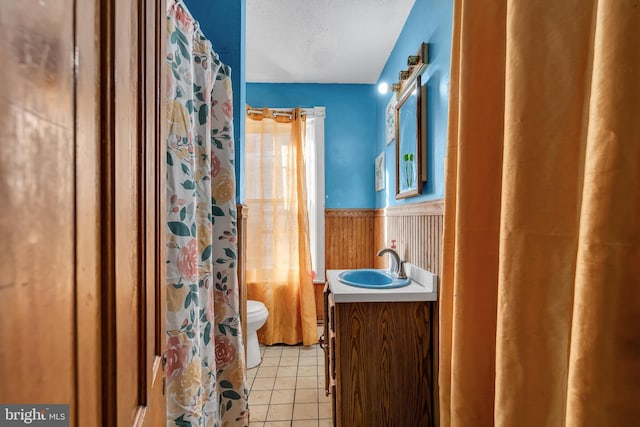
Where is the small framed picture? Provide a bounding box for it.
[385,96,396,145]
[375,151,385,192]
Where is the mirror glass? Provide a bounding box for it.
[395,75,425,199]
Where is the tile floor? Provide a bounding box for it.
[246,330,332,426]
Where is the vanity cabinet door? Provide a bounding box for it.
[333,301,434,427]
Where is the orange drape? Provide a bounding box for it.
[245,106,318,346]
[440,0,640,426]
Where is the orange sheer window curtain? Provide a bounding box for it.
[245,106,318,346]
[440,1,640,426]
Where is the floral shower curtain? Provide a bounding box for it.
[166,1,248,426]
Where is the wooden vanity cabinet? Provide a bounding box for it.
[322,282,434,427]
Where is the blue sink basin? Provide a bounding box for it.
[338,269,411,289]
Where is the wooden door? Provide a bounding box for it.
[0,0,167,425]
[0,0,80,418]
[100,0,168,425]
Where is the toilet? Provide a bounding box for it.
[246,300,269,368]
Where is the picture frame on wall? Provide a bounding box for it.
[385,96,396,145]
[375,151,385,192]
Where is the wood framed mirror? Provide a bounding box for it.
[395,74,426,199]
[394,42,428,200]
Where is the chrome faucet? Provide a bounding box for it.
[376,248,406,279]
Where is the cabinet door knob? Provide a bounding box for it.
[162,352,167,368]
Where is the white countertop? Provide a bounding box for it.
[327,265,438,303]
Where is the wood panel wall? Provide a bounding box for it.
[324,209,377,270]
[319,209,376,321]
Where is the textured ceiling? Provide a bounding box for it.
[246,0,416,84]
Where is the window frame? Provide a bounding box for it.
[302,107,326,284]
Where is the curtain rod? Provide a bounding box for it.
[246,109,299,118]
[246,107,326,118]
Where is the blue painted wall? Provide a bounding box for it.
[247,84,378,209]
[183,0,247,202]
[375,0,453,207]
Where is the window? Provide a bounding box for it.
[245,106,326,282]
